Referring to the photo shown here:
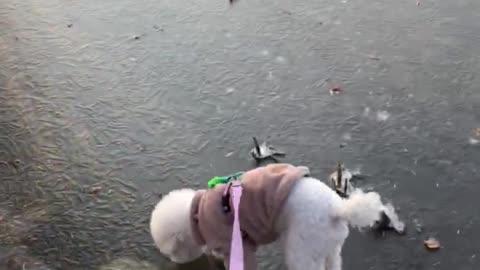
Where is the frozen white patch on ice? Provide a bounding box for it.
[267,71,274,80]
[342,133,352,141]
[469,137,479,145]
[376,110,390,122]
[226,87,235,94]
[261,50,269,56]
[363,107,371,116]
[275,56,286,63]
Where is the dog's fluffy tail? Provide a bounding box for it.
[336,189,383,229]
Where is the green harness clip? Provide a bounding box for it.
[207,172,244,189]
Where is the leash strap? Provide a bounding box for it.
[229,182,244,270]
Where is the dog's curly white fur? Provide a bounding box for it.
[149,188,204,263]
[150,177,385,270]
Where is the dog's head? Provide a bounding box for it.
[150,188,203,263]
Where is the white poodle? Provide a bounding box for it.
[150,164,386,270]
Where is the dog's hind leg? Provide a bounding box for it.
[283,240,326,270]
[325,246,342,270]
[280,210,328,270]
[277,178,349,270]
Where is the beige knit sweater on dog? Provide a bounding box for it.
[190,164,310,270]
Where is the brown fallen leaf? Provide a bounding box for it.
[424,237,441,251]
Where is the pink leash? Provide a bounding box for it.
[229,182,244,270]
